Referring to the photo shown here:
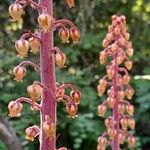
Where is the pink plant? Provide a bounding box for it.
[8,0,81,150]
[97,15,136,150]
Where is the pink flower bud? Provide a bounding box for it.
[29,37,40,54]
[111,43,118,52]
[118,90,125,100]
[13,65,26,82]
[66,0,75,8]
[25,125,40,141]
[8,101,23,117]
[127,136,136,147]
[107,97,115,108]
[120,118,128,130]
[98,105,107,117]
[55,52,66,69]
[59,28,70,43]
[97,136,107,147]
[106,33,113,41]
[27,83,43,100]
[108,25,113,32]
[119,133,126,144]
[118,103,125,114]
[105,117,114,128]
[106,66,115,79]
[125,60,133,70]
[116,56,124,65]
[43,121,56,139]
[15,39,30,58]
[38,13,52,32]
[99,51,107,64]
[107,128,117,140]
[122,74,131,85]
[117,75,123,86]
[126,48,134,57]
[102,39,109,48]
[125,33,130,40]
[125,87,134,100]
[66,104,77,118]
[97,84,106,96]
[99,79,107,87]
[128,118,135,129]
[69,27,80,44]
[9,3,23,21]
[107,87,114,97]
[126,104,134,116]
[56,88,65,100]
[70,90,81,105]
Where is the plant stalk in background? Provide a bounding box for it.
[8,0,81,150]
[97,15,136,150]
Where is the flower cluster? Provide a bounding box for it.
[97,15,135,150]
[15,35,40,58]
[8,0,81,147]
[56,83,81,118]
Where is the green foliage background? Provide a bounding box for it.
[0,0,150,149]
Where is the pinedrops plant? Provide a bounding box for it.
[8,0,81,150]
[97,15,136,150]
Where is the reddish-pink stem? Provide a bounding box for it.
[57,83,77,91]
[16,97,41,110]
[39,0,56,150]
[112,49,119,150]
[18,61,40,72]
[53,19,75,28]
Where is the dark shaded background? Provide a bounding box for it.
[0,0,150,149]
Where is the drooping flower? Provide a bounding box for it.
[70,90,81,105]
[55,52,66,69]
[38,13,52,32]
[69,27,80,44]
[43,119,56,139]
[27,83,43,100]
[13,65,26,82]
[59,28,70,43]
[29,37,40,54]
[66,104,77,118]
[8,101,23,117]
[15,39,30,58]
[25,125,40,141]
[9,3,23,21]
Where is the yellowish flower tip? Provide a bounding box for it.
[66,0,75,8]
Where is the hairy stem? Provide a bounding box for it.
[112,49,119,150]
[39,0,56,150]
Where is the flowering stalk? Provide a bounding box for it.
[97,15,136,150]
[8,0,81,150]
